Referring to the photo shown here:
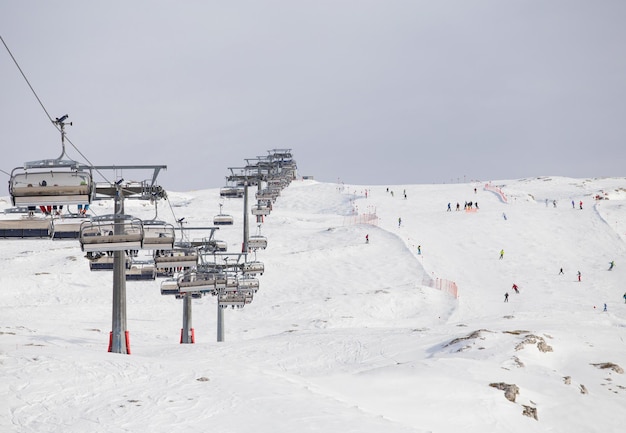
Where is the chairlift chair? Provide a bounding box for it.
[0,217,51,239]
[160,278,180,296]
[213,203,234,226]
[237,276,260,292]
[177,271,217,294]
[217,292,246,309]
[126,260,156,281]
[220,186,244,198]
[79,214,144,252]
[86,252,132,271]
[9,162,94,207]
[251,205,271,217]
[248,235,267,250]
[50,215,83,239]
[154,246,198,270]
[241,260,264,276]
[222,275,240,292]
[142,220,176,250]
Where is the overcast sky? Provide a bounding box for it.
[2,1,625,191]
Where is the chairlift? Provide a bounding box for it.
[126,260,156,281]
[0,216,51,239]
[220,186,244,198]
[177,271,217,293]
[79,214,144,252]
[50,214,84,239]
[217,292,246,309]
[241,260,264,276]
[142,220,176,250]
[248,235,268,250]
[248,224,268,250]
[222,275,240,292]
[9,162,94,207]
[154,246,198,270]
[160,278,180,296]
[251,204,271,217]
[238,276,260,292]
[256,189,278,201]
[213,203,234,226]
[85,251,131,271]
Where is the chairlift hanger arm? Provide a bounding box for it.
[90,165,167,186]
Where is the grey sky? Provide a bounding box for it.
[2,1,625,191]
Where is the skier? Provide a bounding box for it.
[398,217,402,228]
[609,261,615,271]
[571,200,575,209]
[512,284,519,294]
[447,203,451,211]
[603,303,607,312]
[559,267,564,275]
[623,292,626,304]
[577,271,581,282]
[579,201,583,210]
[417,245,421,255]
[504,292,509,302]
[365,234,369,244]
[499,249,504,260]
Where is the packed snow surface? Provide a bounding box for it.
[2,176,626,432]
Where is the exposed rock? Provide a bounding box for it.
[489,382,520,402]
[590,362,624,374]
[522,405,538,420]
[196,376,210,382]
[515,334,553,352]
[537,340,553,353]
[563,376,571,385]
[503,330,530,335]
[580,384,588,394]
[445,329,490,347]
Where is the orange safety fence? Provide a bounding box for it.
[422,275,459,299]
[343,212,379,226]
[484,183,508,203]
